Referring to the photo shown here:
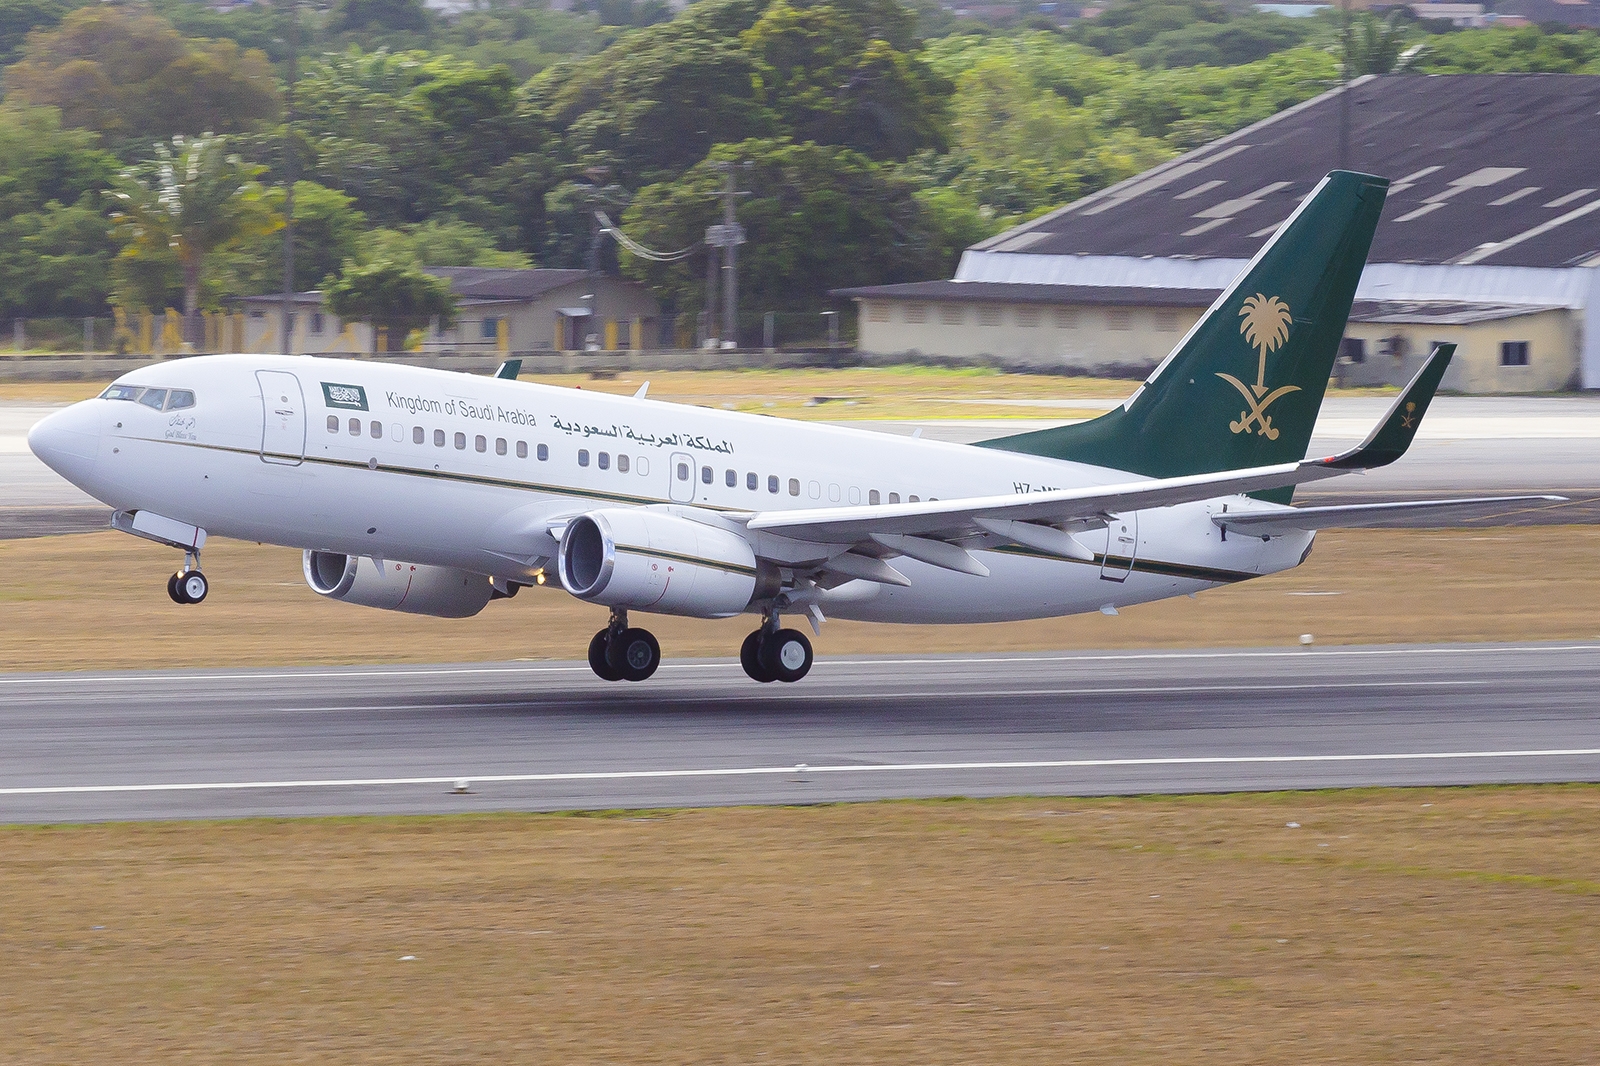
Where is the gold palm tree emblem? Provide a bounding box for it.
[1238,294,1293,398]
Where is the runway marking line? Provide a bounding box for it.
[0,644,1596,687]
[4,749,1599,796]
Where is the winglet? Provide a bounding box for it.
[495,359,523,380]
[1319,343,1453,470]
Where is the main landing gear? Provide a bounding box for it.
[587,609,662,682]
[739,616,814,684]
[166,550,208,605]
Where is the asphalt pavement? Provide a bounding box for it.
[2,643,1597,823]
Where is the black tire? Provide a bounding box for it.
[588,629,621,681]
[740,630,775,683]
[607,627,660,682]
[759,628,813,683]
[167,571,185,604]
[177,570,208,604]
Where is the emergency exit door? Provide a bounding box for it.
[257,370,306,465]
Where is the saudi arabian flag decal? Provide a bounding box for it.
[321,382,368,411]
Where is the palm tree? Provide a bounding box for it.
[110,133,279,340]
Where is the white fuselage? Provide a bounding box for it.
[29,354,1314,624]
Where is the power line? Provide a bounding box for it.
[594,211,698,263]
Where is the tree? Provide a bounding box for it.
[109,133,279,329]
[324,260,456,351]
[1,6,280,152]
[364,218,534,269]
[0,106,119,318]
[221,181,369,298]
[0,0,78,66]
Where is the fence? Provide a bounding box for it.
[5,310,247,357]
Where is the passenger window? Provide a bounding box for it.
[677,462,690,481]
[516,441,528,458]
[166,390,195,410]
[390,423,403,441]
[637,457,648,476]
[138,389,168,410]
[328,415,339,433]
[849,486,860,505]
[889,493,900,504]
[578,449,589,467]
[747,472,757,491]
[598,451,609,470]
[617,454,629,473]
[725,469,736,488]
[413,426,424,444]
[701,466,713,484]
[475,435,487,453]
[788,478,800,496]
[537,443,548,461]
[496,437,507,456]
[371,420,382,438]
[349,418,361,436]
[910,495,921,503]
[869,489,880,505]
[828,484,841,502]
[434,429,445,447]
[454,432,466,450]
[808,481,821,499]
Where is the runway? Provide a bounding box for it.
[2,642,1597,823]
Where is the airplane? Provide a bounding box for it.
[28,170,1559,684]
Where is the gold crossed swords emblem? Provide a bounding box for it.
[1217,293,1298,440]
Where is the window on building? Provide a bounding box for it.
[701,465,713,484]
[978,306,1002,327]
[481,318,499,340]
[617,454,629,473]
[1153,311,1177,332]
[413,426,424,444]
[434,429,446,447]
[1340,337,1366,364]
[598,451,609,470]
[537,443,548,461]
[788,478,800,496]
[327,415,339,433]
[1055,308,1080,329]
[454,432,467,450]
[495,437,507,456]
[868,303,890,322]
[1501,341,1530,366]
[904,303,928,323]
[768,475,779,493]
[311,312,325,335]
[1107,309,1131,331]
[1015,307,1040,328]
[940,305,965,325]
[578,449,590,467]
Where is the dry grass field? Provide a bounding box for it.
[0,365,1396,421]
[4,788,1599,1064]
[1,526,1597,672]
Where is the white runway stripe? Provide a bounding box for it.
[5,748,1599,796]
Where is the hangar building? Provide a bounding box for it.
[838,74,1600,392]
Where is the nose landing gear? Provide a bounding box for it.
[587,609,661,682]
[166,550,208,605]
[740,616,813,683]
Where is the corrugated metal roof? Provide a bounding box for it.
[831,280,1222,306]
[423,267,590,299]
[976,74,1600,270]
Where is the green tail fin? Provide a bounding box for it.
[978,170,1389,503]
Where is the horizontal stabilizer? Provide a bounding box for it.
[1214,495,1567,535]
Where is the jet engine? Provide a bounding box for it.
[558,508,772,617]
[303,551,493,618]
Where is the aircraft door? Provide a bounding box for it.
[258,370,306,466]
[668,452,695,503]
[1098,512,1138,583]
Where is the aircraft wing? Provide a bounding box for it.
[1213,495,1567,535]
[746,344,1459,552]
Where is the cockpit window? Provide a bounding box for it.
[137,388,168,410]
[101,385,141,401]
[166,390,195,410]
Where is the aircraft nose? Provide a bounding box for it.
[28,401,103,478]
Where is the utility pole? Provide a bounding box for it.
[705,161,748,349]
[280,0,298,356]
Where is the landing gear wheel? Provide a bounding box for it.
[588,628,621,681]
[169,569,207,604]
[740,630,776,682]
[606,627,660,682]
[759,628,813,683]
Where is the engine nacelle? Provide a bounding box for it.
[303,551,493,618]
[558,508,767,618]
